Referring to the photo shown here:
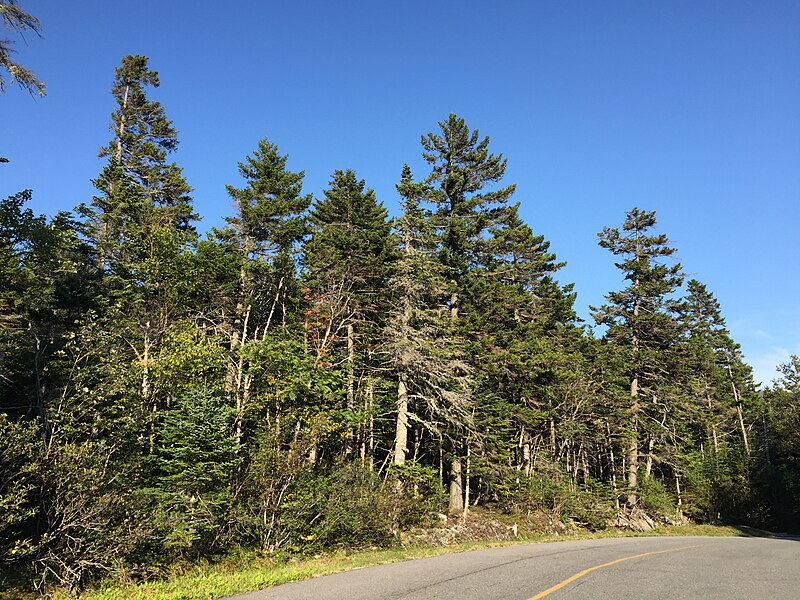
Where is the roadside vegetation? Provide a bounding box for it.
[34,523,743,600]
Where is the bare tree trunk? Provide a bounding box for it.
[141,321,156,453]
[116,85,130,162]
[393,377,409,466]
[227,262,248,399]
[463,444,471,520]
[627,238,641,508]
[627,374,639,508]
[368,377,374,468]
[233,304,252,449]
[607,421,620,510]
[263,276,284,338]
[345,322,355,459]
[449,457,464,515]
[359,376,373,466]
[447,289,464,515]
[727,363,751,457]
[581,447,590,484]
[520,427,531,476]
[736,403,750,457]
[438,437,443,486]
[706,389,720,458]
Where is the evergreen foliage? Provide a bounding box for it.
[0,1,45,96]
[1,59,797,595]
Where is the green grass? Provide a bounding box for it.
[36,524,741,600]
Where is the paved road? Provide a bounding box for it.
[230,535,800,599]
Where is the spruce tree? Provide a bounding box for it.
[676,278,759,519]
[80,54,195,278]
[386,165,471,470]
[303,169,394,462]
[417,114,571,514]
[592,208,683,508]
[216,138,312,449]
[763,356,800,528]
[35,57,199,586]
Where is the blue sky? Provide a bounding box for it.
[2,1,798,386]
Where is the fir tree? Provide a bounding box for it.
[303,169,394,462]
[80,54,195,278]
[417,114,573,514]
[386,165,471,469]
[216,138,312,450]
[592,208,683,508]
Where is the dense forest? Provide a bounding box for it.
[2,49,799,593]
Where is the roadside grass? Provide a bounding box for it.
[34,524,740,600]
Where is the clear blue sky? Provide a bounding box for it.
[2,1,798,386]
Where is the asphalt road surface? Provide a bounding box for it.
[230,535,800,599]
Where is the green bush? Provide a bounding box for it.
[511,472,613,530]
[386,461,445,529]
[638,477,675,517]
[277,466,396,552]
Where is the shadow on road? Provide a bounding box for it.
[733,525,800,541]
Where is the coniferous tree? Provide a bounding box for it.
[416,114,571,514]
[762,356,800,528]
[34,56,199,587]
[592,208,683,508]
[419,114,517,513]
[80,54,195,278]
[386,165,471,472]
[303,169,394,463]
[216,138,312,450]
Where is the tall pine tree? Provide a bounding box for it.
[592,208,683,508]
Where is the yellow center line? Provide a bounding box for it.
[527,544,701,600]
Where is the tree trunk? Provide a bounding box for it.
[519,427,531,476]
[727,363,751,457]
[463,444,470,520]
[233,304,252,450]
[116,85,130,163]
[448,457,464,515]
[447,288,464,515]
[393,377,409,466]
[706,389,719,458]
[345,322,355,459]
[368,377,374,468]
[607,421,620,510]
[627,236,641,508]
[627,375,639,508]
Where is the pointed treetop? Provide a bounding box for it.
[223,137,311,256]
[421,113,510,202]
